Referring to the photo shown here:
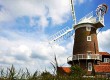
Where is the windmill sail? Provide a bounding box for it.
[70,0,76,25]
[49,0,76,43]
[49,27,73,43]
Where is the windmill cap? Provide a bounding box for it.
[96,4,108,16]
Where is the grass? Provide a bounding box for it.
[0,65,109,80]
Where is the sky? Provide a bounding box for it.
[0,0,110,73]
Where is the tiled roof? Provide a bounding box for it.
[94,65,110,73]
[100,62,110,65]
[99,52,110,56]
[57,67,71,73]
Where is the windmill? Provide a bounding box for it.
[49,0,108,75]
[49,0,108,44]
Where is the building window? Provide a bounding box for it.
[88,62,92,71]
[86,27,91,31]
[104,58,110,63]
[87,36,91,41]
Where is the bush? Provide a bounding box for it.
[70,65,86,78]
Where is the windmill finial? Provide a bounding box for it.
[96,4,108,17]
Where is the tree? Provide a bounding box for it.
[70,65,86,77]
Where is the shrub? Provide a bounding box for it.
[70,65,86,78]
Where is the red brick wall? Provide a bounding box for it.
[73,25,99,55]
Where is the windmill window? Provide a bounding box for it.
[87,36,91,41]
[86,27,91,31]
[88,62,92,71]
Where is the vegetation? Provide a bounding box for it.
[70,65,86,77]
[0,65,109,80]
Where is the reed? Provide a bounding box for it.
[0,65,108,80]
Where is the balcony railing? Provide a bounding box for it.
[67,54,102,62]
[73,54,102,60]
[77,11,93,24]
[75,11,104,25]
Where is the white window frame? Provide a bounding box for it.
[104,58,110,63]
[88,62,92,71]
[87,36,91,41]
[86,27,91,31]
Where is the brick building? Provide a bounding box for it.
[58,4,110,76]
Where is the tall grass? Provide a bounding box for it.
[0,65,109,80]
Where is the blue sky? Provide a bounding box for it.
[0,0,110,73]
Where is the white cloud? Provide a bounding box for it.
[98,29,110,53]
[78,0,85,4]
[0,0,71,27]
[10,45,32,61]
[38,16,49,27]
[0,30,71,72]
[0,56,15,64]
[0,0,87,27]
[0,6,13,22]
[46,0,70,25]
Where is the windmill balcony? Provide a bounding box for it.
[67,54,102,63]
